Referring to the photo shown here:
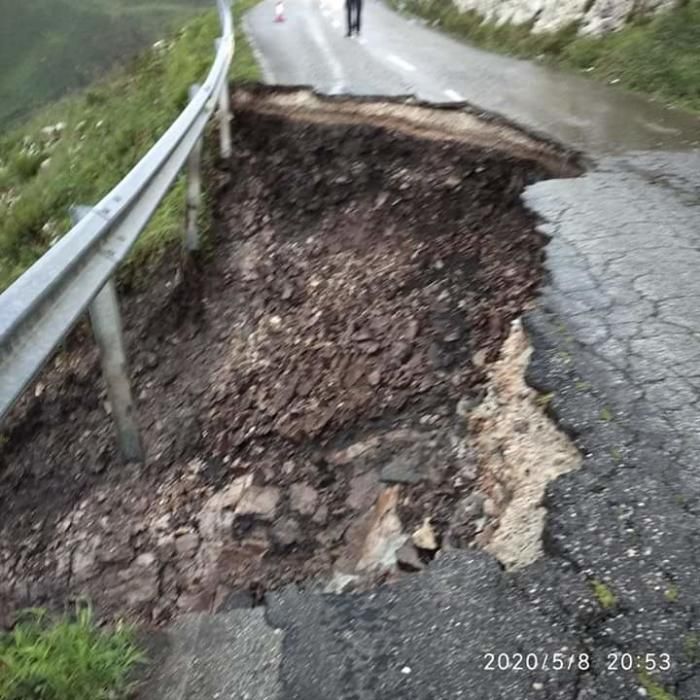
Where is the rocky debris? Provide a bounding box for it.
[355,487,406,573]
[216,475,255,509]
[452,0,680,37]
[96,539,134,566]
[175,532,200,558]
[312,505,328,525]
[107,553,160,608]
[198,474,254,540]
[0,91,566,623]
[271,517,302,547]
[412,519,439,552]
[396,539,425,571]
[324,572,360,594]
[326,437,381,467]
[448,493,484,534]
[71,539,101,583]
[347,471,380,511]
[235,486,280,520]
[289,483,318,516]
[380,454,424,485]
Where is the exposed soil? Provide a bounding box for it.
[470,319,581,569]
[0,88,580,626]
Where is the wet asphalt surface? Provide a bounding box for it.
[243,2,700,697]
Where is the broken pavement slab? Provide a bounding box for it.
[266,550,584,699]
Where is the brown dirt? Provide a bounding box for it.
[0,88,580,627]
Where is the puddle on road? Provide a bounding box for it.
[0,87,582,626]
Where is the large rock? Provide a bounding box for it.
[198,474,254,540]
[235,486,280,520]
[71,537,102,583]
[105,552,160,608]
[289,483,318,516]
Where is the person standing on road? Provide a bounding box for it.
[346,0,362,36]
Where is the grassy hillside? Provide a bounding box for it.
[393,0,700,113]
[0,0,212,127]
[0,1,260,290]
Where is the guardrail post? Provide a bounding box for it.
[70,207,145,464]
[215,38,233,159]
[185,83,203,252]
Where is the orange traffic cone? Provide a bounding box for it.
[274,0,285,21]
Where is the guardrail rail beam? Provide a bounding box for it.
[186,84,204,251]
[0,0,233,460]
[215,38,233,159]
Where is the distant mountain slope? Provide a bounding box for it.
[0,0,210,127]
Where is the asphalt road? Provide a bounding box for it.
[245,0,700,155]
[240,4,700,698]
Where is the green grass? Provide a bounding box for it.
[0,0,260,291]
[637,672,678,700]
[591,579,617,609]
[664,584,679,603]
[599,407,613,422]
[391,0,700,113]
[683,633,700,663]
[534,392,554,409]
[0,0,213,128]
[0,606,143,700]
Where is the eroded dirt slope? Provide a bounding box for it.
[0,90,579,625]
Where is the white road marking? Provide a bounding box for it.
[387,53,416,72]
[243,15,277,83]
[309,13,346,93]
[331,18,340,28]
[443,88,464,102]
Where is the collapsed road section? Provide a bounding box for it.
[0,86,581,626]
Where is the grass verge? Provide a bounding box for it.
[390,0,700,114]
[0,606,143,700]
[0,0,261,292]
[0,0,213,128]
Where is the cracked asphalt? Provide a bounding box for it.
[240,1,700,697]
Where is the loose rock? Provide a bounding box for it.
[412,518,439,551]
[235,486,280,520]
[272,517,301,547]
[175,532,200,558]
[396,539,424,571]
[290,483,319,516]
[380,454,424,485]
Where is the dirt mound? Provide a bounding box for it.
[0,89,579,625]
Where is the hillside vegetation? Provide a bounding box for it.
[0,0,212,127]
[394,0,700,113]
[0,2,260,291]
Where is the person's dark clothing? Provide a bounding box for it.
[346,0,362,35]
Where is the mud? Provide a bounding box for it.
[0,88,580,626]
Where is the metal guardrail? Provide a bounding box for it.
[0,0,235,462]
